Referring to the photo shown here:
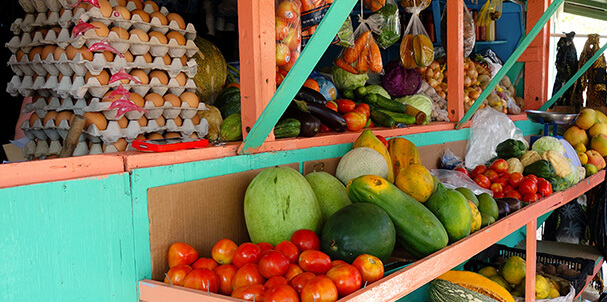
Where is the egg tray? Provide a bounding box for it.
[22,115,209,145]
[21,138,127,160]
[10,10,69,35]
[18,0,64,14]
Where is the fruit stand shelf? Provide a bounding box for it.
[137,170,605,302]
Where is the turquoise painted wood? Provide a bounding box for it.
[240,0,358,154]
[0,173,136,302]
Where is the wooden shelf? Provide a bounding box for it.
[138,171,605,302]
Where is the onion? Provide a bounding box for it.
[469,89,480,100]
[438,91,446,99]
[430,61,440,70]
[467,67,478,80]
[464,76,472,88]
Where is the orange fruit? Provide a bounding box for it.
[303,79,320,92]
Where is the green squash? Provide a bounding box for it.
[428,279,498,302]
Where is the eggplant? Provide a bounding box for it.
[302,101,348,132]
[296,87,327,105]
[497,197,522,212]
[496,200,510,218]
[284,103,321,137]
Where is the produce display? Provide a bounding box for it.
[563,108,607,176]
[10,0,217,159]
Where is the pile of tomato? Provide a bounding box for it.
[164,229,384,302]
[325,99,373,132]
[463,159,553,203]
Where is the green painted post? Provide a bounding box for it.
[455,0,565,129]
[239,0,358,154]
[540,42,607,111]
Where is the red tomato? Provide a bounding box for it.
[493,192,505,198]
[290,229,321,252]
[336,99,356,113]
[192,257,218,271]
[503,185,514,193]
[284,264,304,281]
[232,263,266,290]
[501,172,511,180]
[326,264,362,297]
[164,265,193,286]
[505,190,522,200]
[212,239,238,265]
[490,183,503,194]
[524,174,539,183]
[343,111,367,132]
[376,135,389,149]
[538,180,553,197]
[470,165,488,178]
[509,172,524,188]
[214,264,238,295]
[325,101,338,112]
[483,169,499,182]
[493,177,509,187]
[489,159,509,174]
[168,242,198,268]
[231,284,266,301]
[264,276,288,289]
[264,284,299,302]
[319,124,331,133]
[331,260,348,267]
[289,271,316,295]
[300,275,339,302]
[183,268,219,293]
[257,242,274,254]
[298,250,332,274]
[352,254,384,285]
[353,103,370,118]
[258,250,290,278]
[275,241,299,264]
[455,167,469,177]
[474,174,491,189]
[518,179,538,195]
[522,193,541,203]
[233,242,263,268]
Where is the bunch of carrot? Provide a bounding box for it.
[363,0,385,12]
[300,0,333,38]
[334,30,383,74]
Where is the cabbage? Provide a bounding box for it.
[532,136,566,155]
[396,93,433,124]
[331,65,368,91]
[365,85,391,99]
[564,161,580,187]
[381,60,421,98]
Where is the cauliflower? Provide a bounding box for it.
[542,150,572,178]
[506,158,524,174]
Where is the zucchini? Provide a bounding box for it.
[302,101,348,132]
[370,110,396,128]
[363,93,406,112]
[274,118,301,138]
[284,103,321,137]
[296,87,327,105]
[376,109,416,125]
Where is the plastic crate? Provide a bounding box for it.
[464,244,595,295]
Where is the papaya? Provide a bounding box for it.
[425,183,472,242]
[352,130,394,182]
[395,164,434,203]
[413,34,434,68]
[388,137,421,177]
[400,34,416,69]
[477,193,499,221]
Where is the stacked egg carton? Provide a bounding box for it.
[7,0,209,160]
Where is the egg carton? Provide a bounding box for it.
[22,116,90,142]
[22,139,61,160]
[11,10,67,35]
[19,0,64,13]
[5,28,67,53]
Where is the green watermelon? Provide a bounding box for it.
[193,37,227,104]
[305,171,351,223]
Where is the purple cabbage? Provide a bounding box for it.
[381,60,422,98]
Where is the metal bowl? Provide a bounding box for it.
[525,110,578,125]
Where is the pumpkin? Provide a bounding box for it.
[394,164,434,203]
[388,137,421,178]
[437,271,515,302]
[429,279,498,302]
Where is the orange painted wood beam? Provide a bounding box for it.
[446,0,464,122]
[523,0,551,110]
[525,220,537,302]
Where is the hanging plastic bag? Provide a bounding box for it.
[367,0,401,49]
[300,0,332,47]
[400,1,434,69]
[276,0,302,78]
[400,0,431,11]
[363,0,386,12]
[335,16,355,47]
[441,2,475,58]
[464,107,527,170]
[334,21,383,75]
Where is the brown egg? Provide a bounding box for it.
[148,31,167,44]
[145,93,165,107]
[36,28,49,38]
[28,46,43,61]
[180,91,200,108]
[56,111,75,126]
[167,13,186,30]
[65,45,79,60]
[57,74,64,82]
[175,73,187,86]
[113,138,128,151]
[191,112,201,125]
[84,112,108,130]
[130,69,149,84]
[149,70,168,85]
[164,132,180,138]
[42,45,57,60]
[130,92,145,107]
[102,51,114,62]
[147,132,163,140]
[115,0,127,6]
[67,46,93,61]
[135,133,146,140]
[49,26,62,35]
[28,112,40,127]
[89,21,109,37]
[102,91,120,102]
[166,31,186,45]
[98,0,113,17]
[16,50,25,62]
[144,1,159,12]
[85,70,110,85]
[130,28,149,42]
[173,115,183,127]
[179,55,188,66]
[189,133,199,139]
[123,50,134,62]
[163,94,181,107]
[127,0,144,10]
[137,115,148,127]
[112,6,131,20]
[154,115,166,127]
[162,54,172,65]
[53,47,66,60]
[110,26,130,40]
[142,52,153,63]
[43,111,58,125]
[131,9,150,23]
[150,11,168,25]
[117,116,129,128]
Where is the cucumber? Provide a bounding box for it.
[274,118,301,138]
[376,109,416,125]
[363,94,406,112]
[355,86,368,100]
[370,110,396,128]
[342,89,355,100]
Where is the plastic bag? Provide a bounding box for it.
[276,0,302,75]
[439,149,463,170]
[400,1,434,69]
[363,0,385,12]
[430,169,493,195]
[513,284,575,302]
[367,0,401,49]
[464,107,527,170]
[441,2,475,58]
[334,21,383,75]
[300,0,332,47]
[400,0,431,11]
[336,16,355,47]
[420,81,449,122]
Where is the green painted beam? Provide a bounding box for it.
[456,0,565,129]
[564,2,607,20]
[566,0,607,10]
[239,0,358,154]
[540,41,607,110]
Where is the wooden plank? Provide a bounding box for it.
[123,143,239,171]
[525,220,537,302]
[238,0,358,154]
[517,47,540,62]
[524,0,551,110]
[446,0,464,122]
[139,280,242,302]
